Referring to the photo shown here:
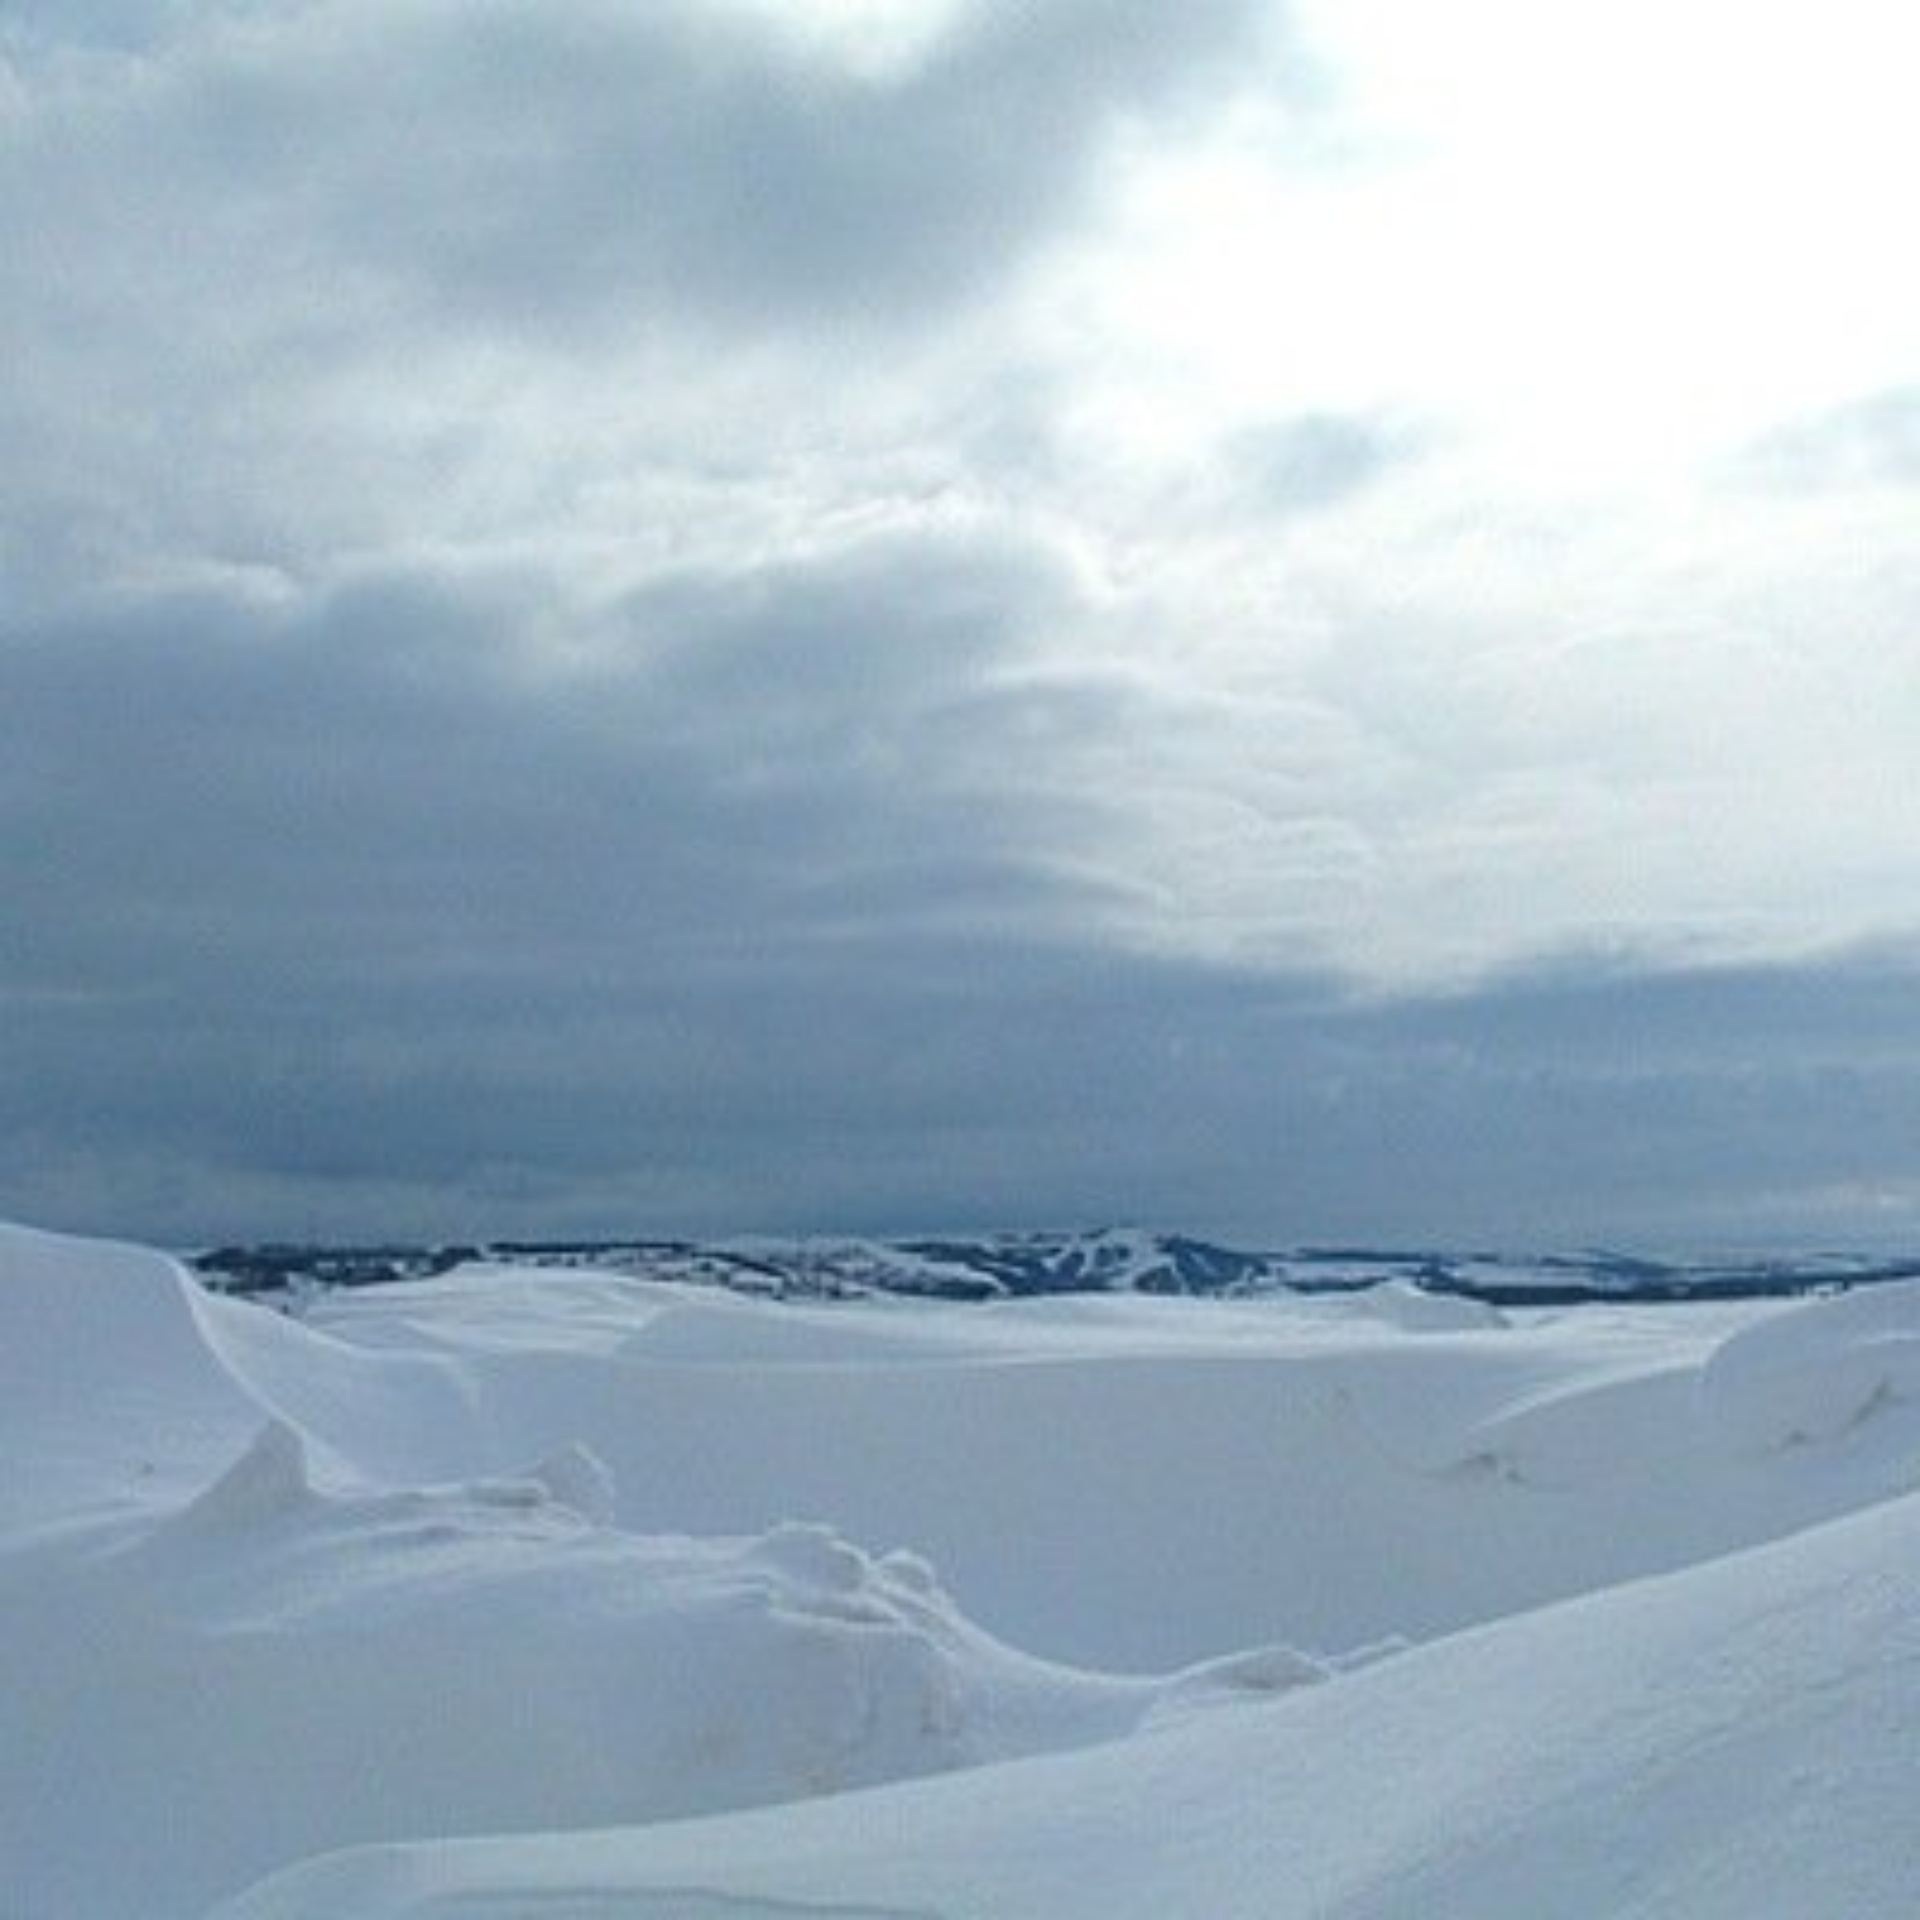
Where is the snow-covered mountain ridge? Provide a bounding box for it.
[192,1224,1920,1305]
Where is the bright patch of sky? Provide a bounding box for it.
[1095,0,1919,468]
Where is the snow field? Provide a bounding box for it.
[4,1223,1919,1916]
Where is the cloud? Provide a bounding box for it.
[1217,412,1418,518]
[0,1,179,52]
[0,527,1134,1233]
[0,527,1112,981]
[6,0,1920,1249]
[1735,388,1920,494]
[0,535,1158,1236]
[2,0,1280,339]
[6,532,1920,1248]
[0,0,1291,625]
[11,733,1920,1256]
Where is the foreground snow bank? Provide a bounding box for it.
[218,1485,1920,1920]
[0,1227,1317,1920]
[0,1222,480,1534]
[6,1222,1920,1917]
[4,1408,1315,1919]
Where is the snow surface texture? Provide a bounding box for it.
[4,1223,1919,1918]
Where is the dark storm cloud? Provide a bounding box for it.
[0,528,1153,1233]
[15,622,1920,1259]
[618,537,1070,754]
[3,0,1279,338]
[11,527,1920,1249]
[1320,959,1920,1251]
[0,531,1099,989]
[7,536,1920,1251]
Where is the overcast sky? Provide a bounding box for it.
[5,0,1920,1249]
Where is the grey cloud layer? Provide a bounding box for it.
[0,540,1169,1232]
[9,548,1920,1247]
[0,0,1336,1242]
[4,0,1274,334]
[7,1,1920,1246]
[1738,388,1920,493]
[4,533,1100,982]
[0,0,1287,600]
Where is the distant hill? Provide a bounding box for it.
[191,1229,1920,1307]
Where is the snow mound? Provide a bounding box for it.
[618,1295,954,1366]
[306,1267,682,1357]
[1136,1642,1330,1734]
[141,1424,621,1555]
[156,1417,319,1536]
[1346,1279,1509,1332]
[2,1406,1204,1920]
[0,1221,481,1529]
[526,1440,620,1524]
[1420,1361,1705,1489]
[1698,1279,1920,1453]
[0,1221,247,1424]
[0,1221,285,1530]
[217,1488,1920,1920]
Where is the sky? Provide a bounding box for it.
[4,0,1920,1249]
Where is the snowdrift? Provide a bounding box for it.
[0,1227,1313,1918]
[218,1485,1920,1920]
[0,1222,479,1534]
[1697,1276,1920,1452]
[5,1222,1919,1918]
[290,1263,1920,1664]
[8,1410,1261,1919]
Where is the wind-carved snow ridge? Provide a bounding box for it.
[1350,1278,1508,1333]
[1136,1643,1330,1734]
[529,1897,946,1920]
[1698,1279,1920,1455]
[155,1419,317,1537]
[524,1442,620,1525]
[218,1862,945,1920]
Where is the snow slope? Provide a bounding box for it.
[7,1427,1286,1919]
[5,1222,1919,1917]
[293,1265,1920,1665]
[0,1223,482,1537]
[217,1485,1920,1920]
